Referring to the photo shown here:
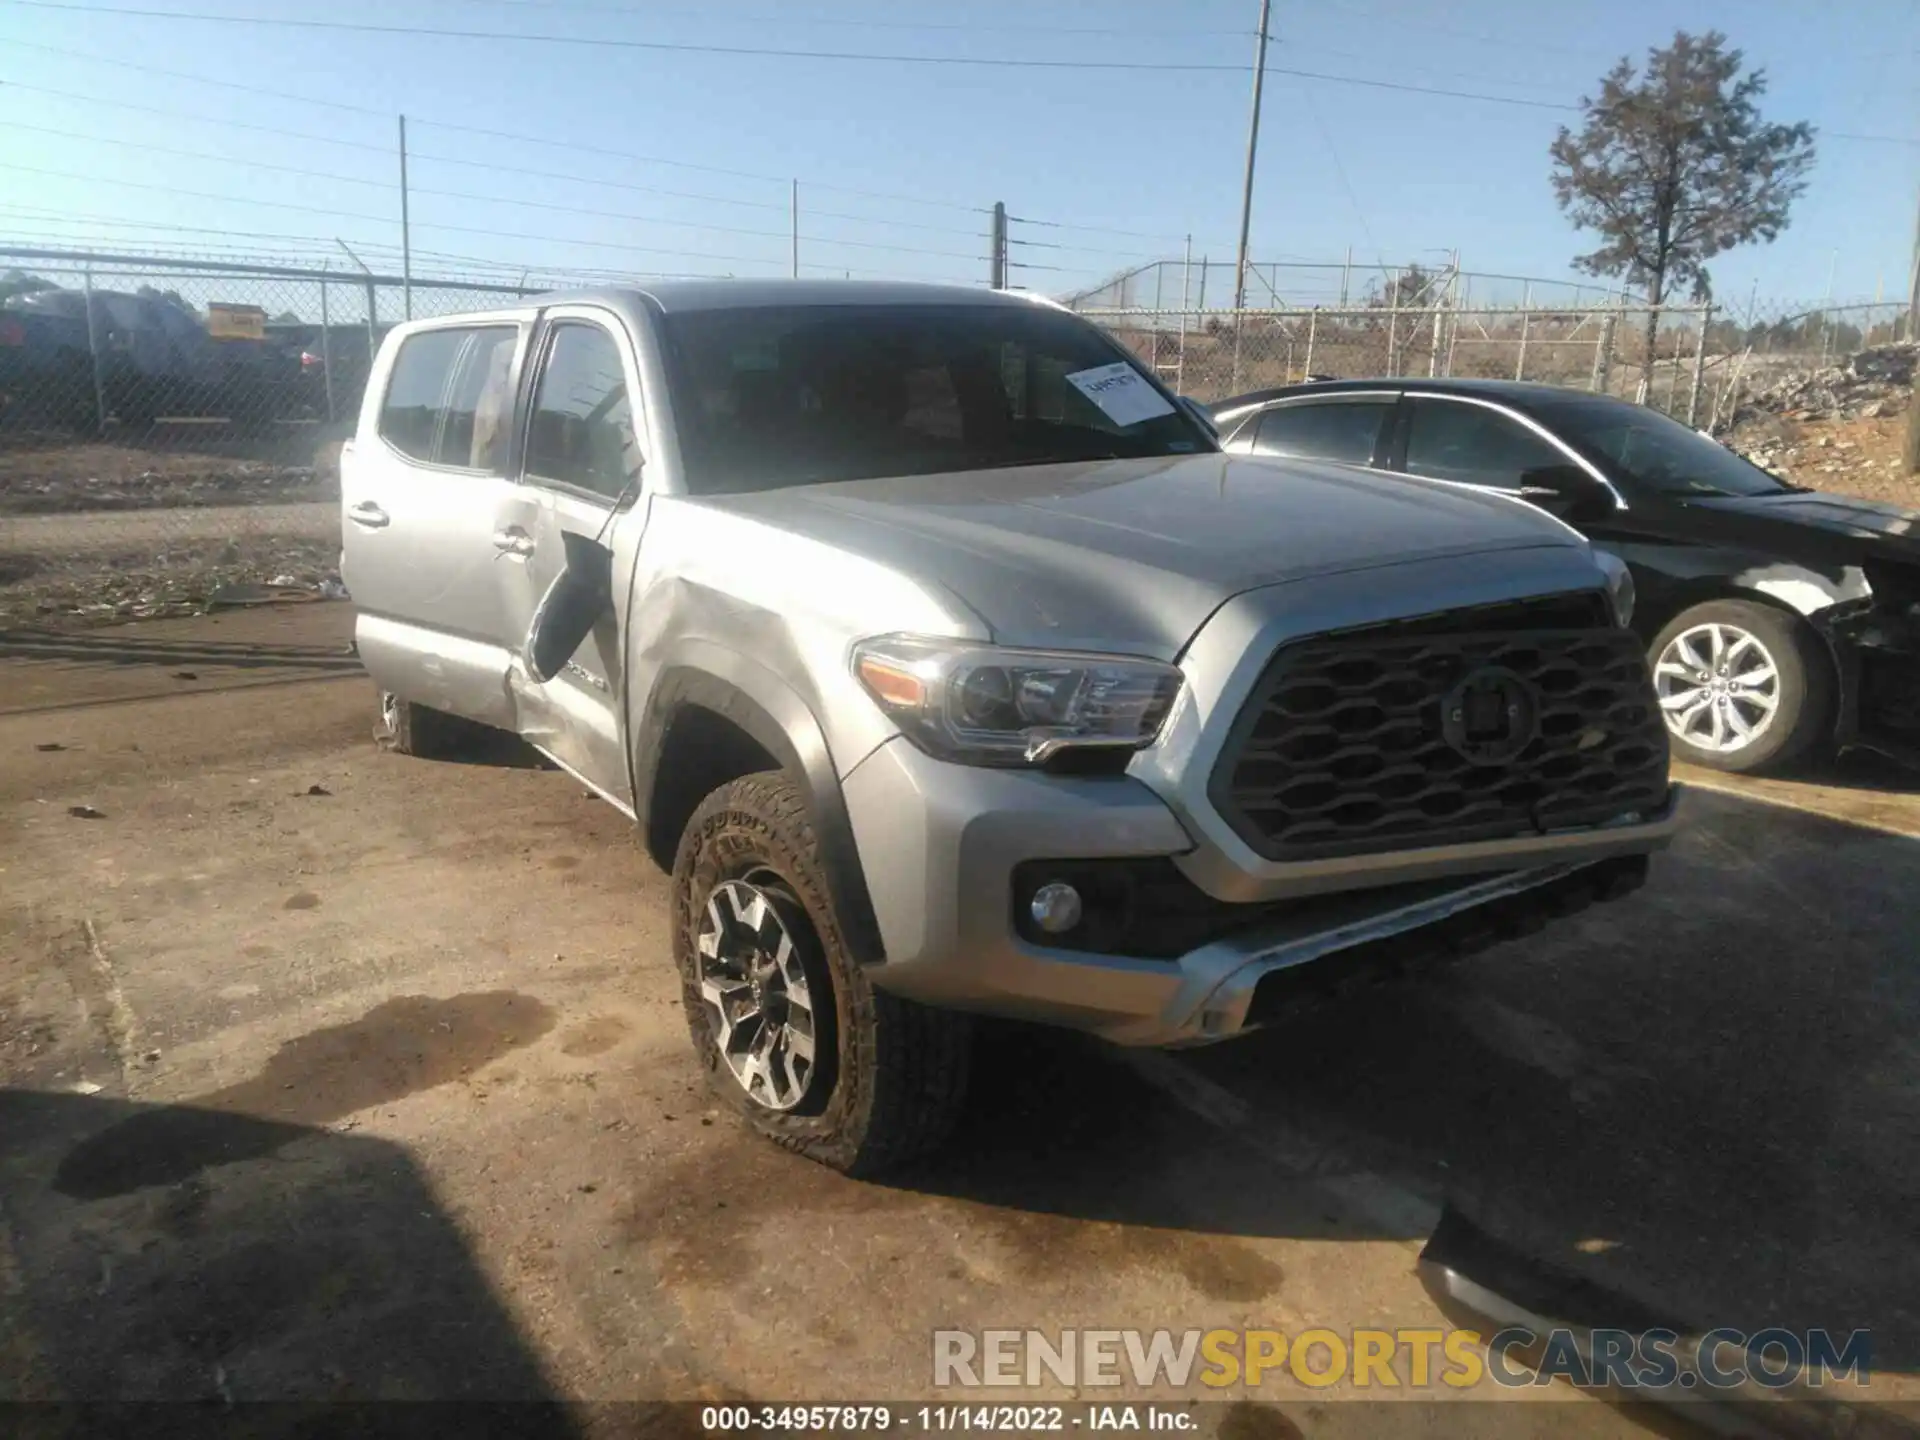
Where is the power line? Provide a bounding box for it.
[0,119,393,190]
[419,0,1256,38]
[0,39,995,213]
[0,79,995,234]
[0,206,700,281]
[0,35,387,114]
[0,160,789,269]
[0,119,989,260]
[0,1,1585,105]
[0,1,1261,69]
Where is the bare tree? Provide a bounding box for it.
[1550,30,1815,396]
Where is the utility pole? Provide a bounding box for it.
[1904,179,1920,474]
[1231,0,1272,313]
[990,202,1008,289]
[397,114,413,320]
[790,180,799,279]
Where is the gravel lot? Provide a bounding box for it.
[2,606,1917,1434]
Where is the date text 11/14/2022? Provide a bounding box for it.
[700,1406,1199,1432]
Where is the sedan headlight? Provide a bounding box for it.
[852,634,1183,766]
[1594,550,1635,628]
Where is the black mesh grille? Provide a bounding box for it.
[1211,596,1670,862]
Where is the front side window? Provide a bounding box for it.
[525,323,639,501]
[1247,401,1391,465]
[659,303,1210,495]
[378,325,517,469]
[1403,399,1567,488]
[1538,396,1791,499]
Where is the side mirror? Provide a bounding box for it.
[1177,395,1219,440]
[1517,464,1615,524]
[524,531,614,683]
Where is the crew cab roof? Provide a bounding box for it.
[530,279,1056,316]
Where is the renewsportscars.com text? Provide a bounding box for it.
[932,1327,1871,1391]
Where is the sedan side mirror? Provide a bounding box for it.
[1177,395,1219,440]
[1517,464,1615,525]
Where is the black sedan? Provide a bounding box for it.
[1210,378,1920,774]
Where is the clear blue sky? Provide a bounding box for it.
[0,0,1913,307]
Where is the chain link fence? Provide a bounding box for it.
[1081,297,1916,425]
[1080,302,1713,410]
[1065,257,1630,312]
[4,239,1913,632]
[0,248,528,627]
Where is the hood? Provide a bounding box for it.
[698,454,1585,657]
[1682,491,1920,565]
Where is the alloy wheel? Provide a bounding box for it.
[695,875,820,1112]
[1653,622,1781,755]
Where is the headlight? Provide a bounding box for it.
[1594,550,1635,628]
[852,634,1183,766]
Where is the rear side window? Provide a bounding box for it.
[1248,401,1390,465]
[378,325,518,469]
[524,323,638,501]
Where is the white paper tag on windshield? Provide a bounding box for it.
[1064,362,1176,428]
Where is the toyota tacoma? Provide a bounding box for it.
[339,281,1680,1175]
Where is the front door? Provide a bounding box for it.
[341,320,535,728]
[502,311,647,802]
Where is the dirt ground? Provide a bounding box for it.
[1728,411,1920,509]
[0,435,339,516]
[3,606,1919,1436]
[0,432,344,626]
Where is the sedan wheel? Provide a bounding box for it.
[1653,621,1780,756]
[1647,600,1834,774]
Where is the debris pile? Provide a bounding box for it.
[1717,342,1918,510]
[1728,343,1916,428]
[0,538,344,628]
[0,460,333,516]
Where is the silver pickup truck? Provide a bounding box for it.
[340,281,1679,1175]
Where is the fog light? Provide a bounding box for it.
[1029,882,1083,935]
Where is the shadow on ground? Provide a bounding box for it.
[1158,784,1920,1377]
[723,780,1920,1391]
[0,1086,578,1427]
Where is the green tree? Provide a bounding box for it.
[1549,30,1815,394]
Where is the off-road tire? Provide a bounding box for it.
[373,688,475,759]
[1649,599,1835,774]
[672,771,972,1176]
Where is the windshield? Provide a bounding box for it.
[658,303,1210,494]
[1539,396,1791,499]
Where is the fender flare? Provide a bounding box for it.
[631,647,886,966]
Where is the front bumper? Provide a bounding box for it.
[842,737,1682,1047]
[1821,598,1920,768]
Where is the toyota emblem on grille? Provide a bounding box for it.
[1441,665,1541,763]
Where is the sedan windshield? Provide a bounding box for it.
[1538,396,1791,499]
[658,303,1210,494]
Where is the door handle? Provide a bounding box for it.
[346,501,390,529]
[492,526,535,557]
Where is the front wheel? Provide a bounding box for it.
[672,772,972,1176]
[1649,600,1834,773]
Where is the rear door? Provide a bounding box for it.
[340,318,535,729]
[499,309,648,801]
